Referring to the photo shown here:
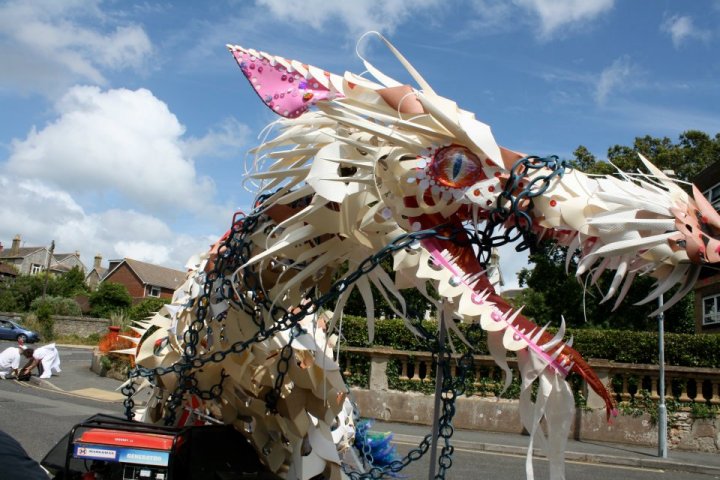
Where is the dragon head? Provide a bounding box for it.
[229,33,716,316]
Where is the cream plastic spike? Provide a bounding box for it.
[123,35,720,480]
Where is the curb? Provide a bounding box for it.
[55,344,96,350]
[391,433,720,476]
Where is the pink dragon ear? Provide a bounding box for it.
[228,45,340,119]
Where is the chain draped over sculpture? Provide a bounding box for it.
[117,33,719,480]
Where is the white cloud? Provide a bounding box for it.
[514,0,614,39]
[661,15,712,49]
[0,0,152,95]
[0,83,248,272]
[594,55,634,105]
[256,0,442,36]
[5,86,218,214]
[467,1,516,33]
[0,176,215,270]
[183,117,251,159]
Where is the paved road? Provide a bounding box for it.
[0,340,126,461]
[0,375,120,461]
[390,440,719,480]
[0,339,718,479]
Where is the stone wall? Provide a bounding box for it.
[351,388,720,453]
[0,311,23,322]
[350,345,720,453]
[670,411,720,452]
[0,311,110,338]
[352,388,720,453]
[53,315,109,337]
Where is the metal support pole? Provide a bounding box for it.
[428,305,447,480]
[657,294,667,458]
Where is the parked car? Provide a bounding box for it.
[0,316,40,343]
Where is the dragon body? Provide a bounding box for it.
[122,35,719,480]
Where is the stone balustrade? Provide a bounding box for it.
[340,346,720,407]
[340,346,720,451]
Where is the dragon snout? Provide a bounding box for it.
[672,185,720,264]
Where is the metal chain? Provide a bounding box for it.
[342,351,474,479]
[122,191,463,420]
[120,155,561,474]
[478,155,568,260]
[121,380,137,420]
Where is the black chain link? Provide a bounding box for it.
[121,155,564,476]
[478,155,568,261]
[342,352,474,479]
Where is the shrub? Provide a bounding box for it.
[21,313,42,333]
[129,297,170,321]
[30,296,82,316]
[338,316,720,368]
[109,311,132,330]
[33,300,55,340]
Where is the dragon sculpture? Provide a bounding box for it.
[119,34,719,480]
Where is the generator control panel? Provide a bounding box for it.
[72,428,174,480]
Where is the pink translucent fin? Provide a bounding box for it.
[229,47,339,118]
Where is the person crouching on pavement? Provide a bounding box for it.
[0,346,34,379]
[21,343,61,379]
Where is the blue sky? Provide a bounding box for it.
[0,0,718,288]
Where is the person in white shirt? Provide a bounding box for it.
[0,346,33,379]
[21,343,61,379]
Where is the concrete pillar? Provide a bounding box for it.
[586,359,611,409]
[369,352,390,391]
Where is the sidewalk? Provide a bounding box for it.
[373,420,720,476]
[35,344,720,476]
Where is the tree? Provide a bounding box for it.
[0,268,87,312]
[512,243,694,332]
[575,130,720,182]
[8,274,49,311]
[30,296,82,316]
[55,266,88,297]
[89,282,132,318]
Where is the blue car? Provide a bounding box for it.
[0,316,40,343]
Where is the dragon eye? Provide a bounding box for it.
[429,145,485,188]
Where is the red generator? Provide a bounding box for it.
[41,414,281,480]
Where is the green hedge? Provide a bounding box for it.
[338,316,720,368]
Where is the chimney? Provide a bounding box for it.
[94,254,102,270]
[11,235,21,256]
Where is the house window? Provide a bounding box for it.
[702,293,720,325]
[30,264,43,275]
[703,183,720,211]
[148,286,161,297]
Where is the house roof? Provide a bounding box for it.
[54,253,78,262]
[0,246,45,259]
[86,267,108,280]
[49,263,72,273]
[107,258,186,290]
